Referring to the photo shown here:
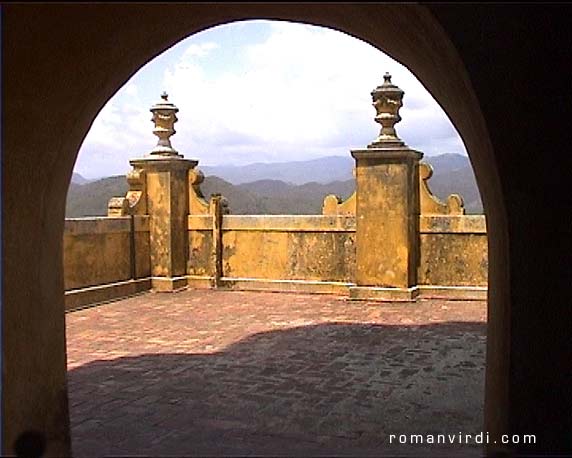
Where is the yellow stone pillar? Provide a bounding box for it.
[349,74,422,301]
[129,92,197,292]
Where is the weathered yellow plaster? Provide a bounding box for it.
[188,230,213,277]
[322,191,356,216]
[352,148,422,289]
[130,158,195,290]
[188,168,210,215]
[221,220,356,283]
[419,162,465,215]
[63,217,150,290]
[419,233,488,286]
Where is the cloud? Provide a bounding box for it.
[181,42,219,59]
[75,20,467,178]
[125,83,138,97]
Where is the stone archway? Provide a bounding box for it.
[4,4,516,456]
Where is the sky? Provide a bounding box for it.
[74,20,467,180]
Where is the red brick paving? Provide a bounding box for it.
[66,289,487,457]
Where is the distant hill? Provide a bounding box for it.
[200,153,473,186]
[201,156,354,185]
[65,153,483,217]
[200,176,267,214]
[424,153,471,173]
[65,175,355,217]
[66,176,128,217]
[71,172,91,185]
[235,179,355,214]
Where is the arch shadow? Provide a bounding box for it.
[68,321,486,457]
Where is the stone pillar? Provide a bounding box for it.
[349,74,423,301]
[129,92,197,292]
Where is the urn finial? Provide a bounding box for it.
[149,92,180,156]
[369,73,405,147]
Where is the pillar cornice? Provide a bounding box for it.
[130,156,198,172]
[351,147,423,162]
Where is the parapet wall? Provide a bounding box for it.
[419,215,488,287]
[63,216,151,310]
[185,211,487,297]
[188,215,356,294]
[63,171,488,305]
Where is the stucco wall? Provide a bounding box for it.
[188,215,356,285]
[222,216,356,282]
[418,215,488,286]
[65,212,486,301]
[188,213,487,290]
[188,215,214,278]
[63,216,151,308]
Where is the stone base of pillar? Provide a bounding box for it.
[151,276,188,292]
[64,278,152,311]
[417,285,487,301]
[349,285,419,302]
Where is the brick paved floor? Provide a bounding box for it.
[66,289,487,457]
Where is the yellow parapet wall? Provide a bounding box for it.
[187,215,356,288]
[184,212,487,296]
[65,211,488,302]
[222,215,356,283]
[418,215,488,287]
[63,216,151,310]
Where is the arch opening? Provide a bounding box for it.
[63,17,492,457]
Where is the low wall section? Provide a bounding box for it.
[188,215,356,294]
[63,216,151,310]
[186,212,487,297]
[418,215,487,299]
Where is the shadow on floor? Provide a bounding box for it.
[69,321,486,457]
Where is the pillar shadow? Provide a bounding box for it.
[68,321,486,457]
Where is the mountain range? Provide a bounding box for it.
[67,154,483,217]
[200,156,354,185]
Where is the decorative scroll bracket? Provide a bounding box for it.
[419,162,465,215]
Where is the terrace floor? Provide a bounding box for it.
[66,289,487,457]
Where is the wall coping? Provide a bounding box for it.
[187,214,486,234]
[65,215,150,235]
[188,214,356,232]
[419,215,486,234]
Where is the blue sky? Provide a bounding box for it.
[74,20,467,179]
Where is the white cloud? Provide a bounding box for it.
[125,83,138,97]
[75,20,467,178]
[181,42,219,59]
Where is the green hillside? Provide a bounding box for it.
[65,175,355,217]
[66,154,483,217]
[66,177,129,218]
